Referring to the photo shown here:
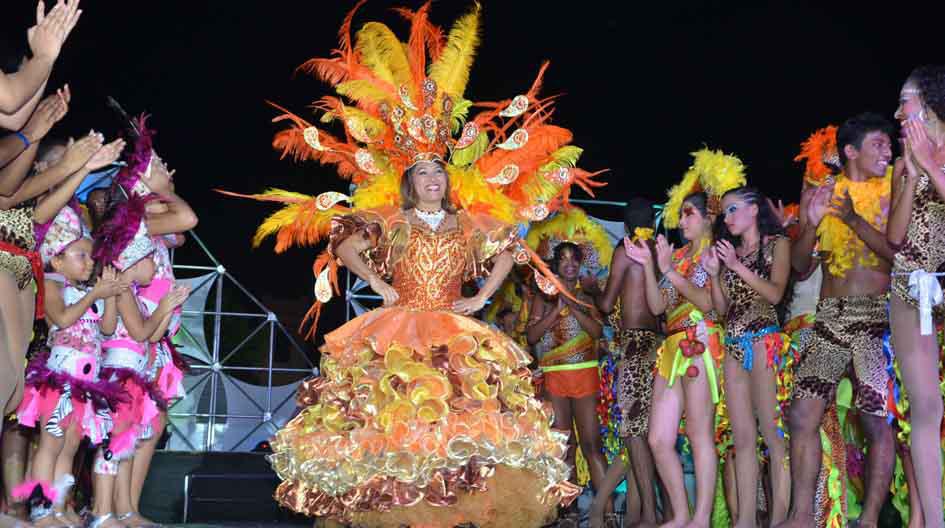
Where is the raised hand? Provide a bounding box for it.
[829,190,857,225]
[902,141,921,185]
[654,235,674,274]
[806,183,833,227]
[140,153,175,195]
[714,240,739,269]
[92,266,124,299]
[701,246,721,276]
[625,238,652,266]
[85,138,126,171]
[904,117,937,173]
[368,275,399,307]
[59,131,103,173]
[27,0,83,61]
[160,284,191,311]
[20,87,69,142]
[767,197,792,228]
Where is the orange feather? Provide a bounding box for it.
[477,125,573,182]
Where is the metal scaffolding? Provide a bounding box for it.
[163,229,317,453]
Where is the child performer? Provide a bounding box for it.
[14,204,123,527]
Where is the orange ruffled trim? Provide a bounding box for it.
[270,308,577,525]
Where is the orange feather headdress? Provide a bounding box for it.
[794,125,840,187]
[220,2,606,337]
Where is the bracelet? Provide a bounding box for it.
[14,131,30,149]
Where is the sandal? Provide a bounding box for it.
[86,513,123,528]
[116,513,160,528]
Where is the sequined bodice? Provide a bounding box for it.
[391,226,467,311]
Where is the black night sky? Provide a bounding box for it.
[3,0,943,348]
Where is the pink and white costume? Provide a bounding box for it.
[17,205,117,445]
[92,219,162,468]
[139,235,185,405]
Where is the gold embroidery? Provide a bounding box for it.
[392,226,467,311]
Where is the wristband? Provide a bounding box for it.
[14,131,30,149]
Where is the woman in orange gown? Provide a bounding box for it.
[268,161,578,528]
[223,5,609,525]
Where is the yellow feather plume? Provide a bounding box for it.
[695,148,746,200]
[663,170,701,229]
[448,165,517,224]
[340,105,388,141]
[537,146,582,175]
[518,146,584,205]
[351,169,402,210]
[428,4,480,100]
[664,148,746,228]
[217,188,351,252]
[525,207,613,272]
[336,80,395,107]
[355,22,414,90]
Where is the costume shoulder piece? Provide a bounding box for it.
[220,2,606,336]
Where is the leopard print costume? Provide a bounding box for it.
[613,328,661,438]
[892,169,945,317]
[0,200,36,289]
[793,295,890,417]
[721,235,784,363]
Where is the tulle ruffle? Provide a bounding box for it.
[17,351,122,444]
[100,367,162,459]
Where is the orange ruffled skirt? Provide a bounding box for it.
[269,307,579,527]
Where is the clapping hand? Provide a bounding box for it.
[28,0,83,61]
[21,86,69,142]
[701,246,721,276]
[59,131,104,174]
[85,138,126,171]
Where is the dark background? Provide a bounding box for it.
[3,0,943,351]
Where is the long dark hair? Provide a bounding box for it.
[715,186,793,318]
[714,186,784,246]
[399,160,457,212]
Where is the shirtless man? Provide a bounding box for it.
[590,198,662,528]
[778,112,897,528]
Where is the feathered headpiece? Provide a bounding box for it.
[219,2,607,333]
[114,114,157,199]
[525,208,613,296]
[93,196,156,272]
[794,125,839,186]
[39,203,90,265]
[663,148,747,229]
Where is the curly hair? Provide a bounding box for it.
[907,65,945,123]
[552,241,583,274]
